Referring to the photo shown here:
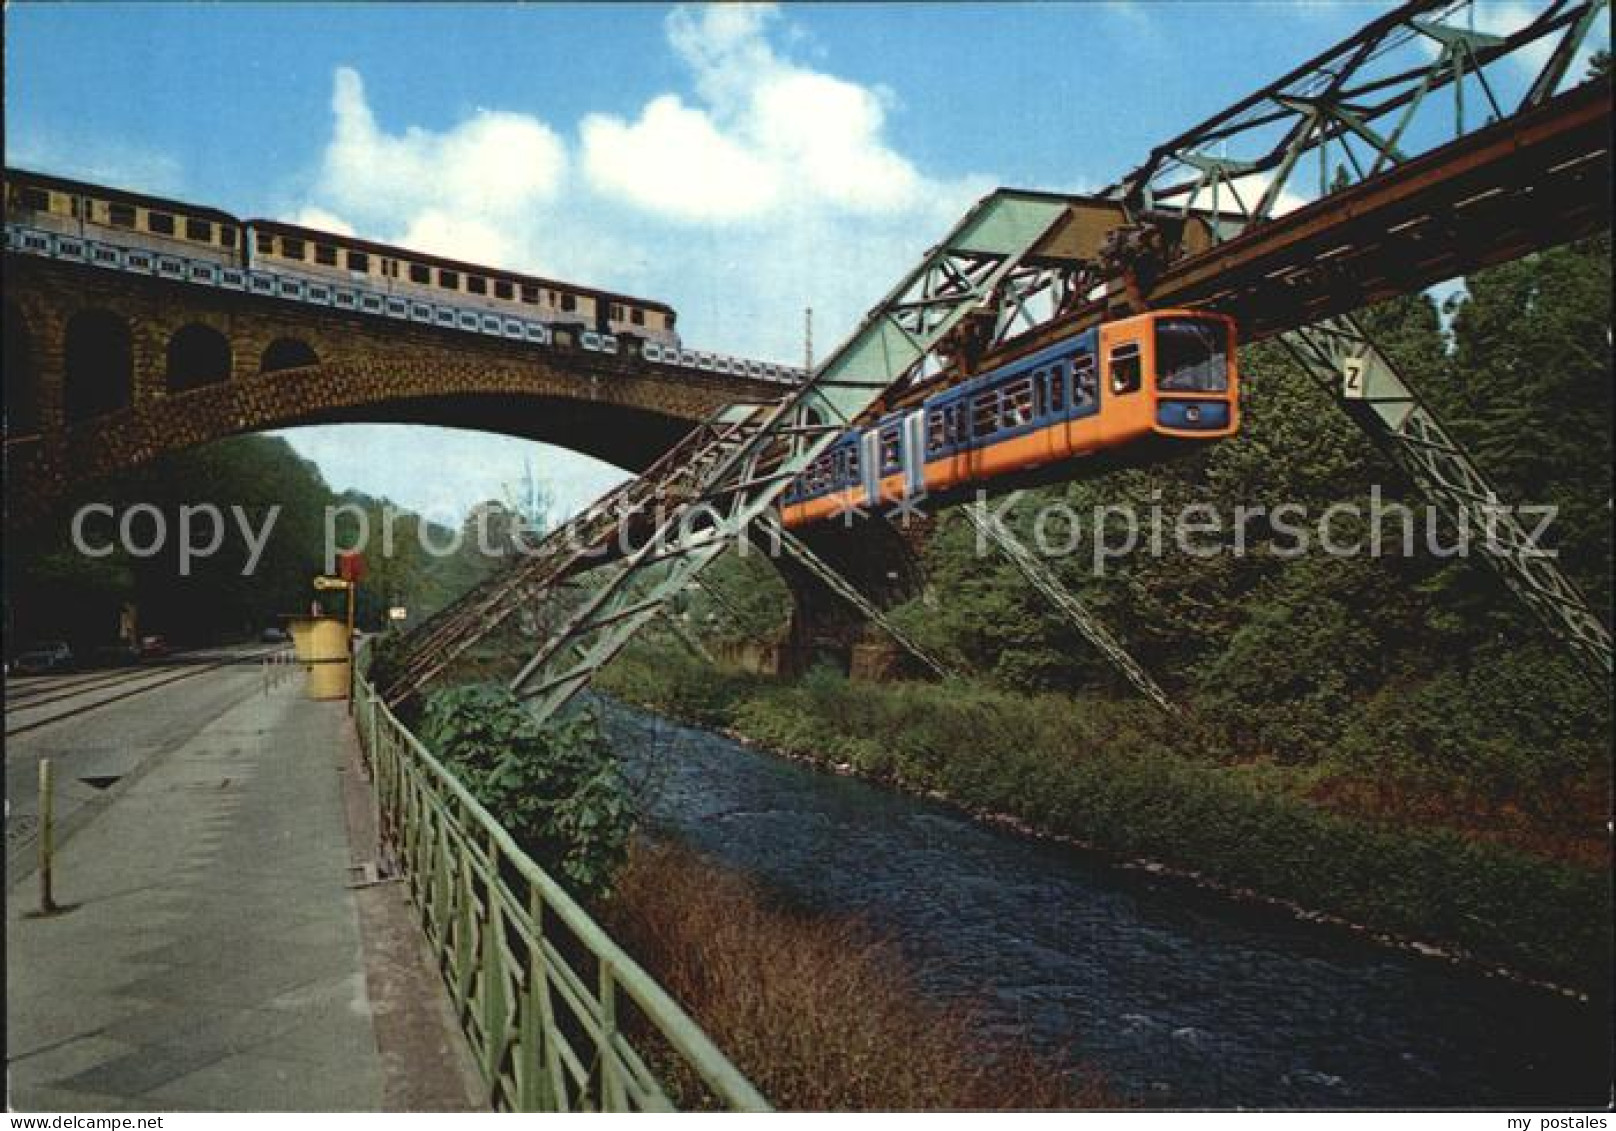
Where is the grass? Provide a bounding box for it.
[603,839,1113,1110]
[597,642,1613,993]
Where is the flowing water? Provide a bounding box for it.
[599,700,1610,1108]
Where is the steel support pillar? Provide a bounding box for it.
[962,503,1178,714]
[1280,313,1613,679]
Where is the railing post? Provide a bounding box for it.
[599,962,623,1111]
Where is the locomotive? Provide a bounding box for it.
[780,309,1239,527]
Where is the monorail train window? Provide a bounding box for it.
[1155,318,1230,392]
[972,391,1000,438]
[109,202,136,228]
[560,293,577,312]
[315,245,338,267]
[186,218,212,242]
[1037,365,1067,416]
[19,187,51,211]
[927,409,947,453]
[410,264,431,284]
[846,445,860,481]
[1073,354,1097,407]
[467,276,487,295]
[439,269,459,289]
[219,225,237,247]
[879,428,901,474]
[148,211,175,236]
[1109,342,1142,395]
[348,251,369,273]
[494,280,514,300]
[282,238,306,261]
[631,309,645,326]
[520,284,540,305]
[1001,378,1034,428]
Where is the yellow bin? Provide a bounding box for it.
[287,617,316,662]
[305,616,351,701]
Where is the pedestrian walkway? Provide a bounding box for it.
[6,675,477,1112]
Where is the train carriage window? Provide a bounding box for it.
[315,244,338,267]
[467,276,487,295]
[520,284,540,305]
[186,218,212,242]
[281,237,305,261]
[219,225,237,248]
[972,391,1000,438]
[1039,365,1067,415]
[494,280,514,300]
[19,187,51,211]
[148,211,175,236]
[347,251,369,273]
[109,202,137,228]
[1072,354,1098,408]
[1001,377,1035,429]
[927,409,947,453]
[846,445,860,482]
[1109,342,1142,395]
[1156,317,1230,392]
[438,269,459,289]
[879,427,902,474]
[409,264,431,284]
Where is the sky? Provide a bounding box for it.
[7,1,1603,525]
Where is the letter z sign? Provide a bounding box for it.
[1342,357,1368,400]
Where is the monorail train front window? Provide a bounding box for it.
[1155,317,1229,392]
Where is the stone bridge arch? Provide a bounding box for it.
[3,255,784,528]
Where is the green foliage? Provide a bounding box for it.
[419,684,635,898]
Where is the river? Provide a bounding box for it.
[599,700,1610,1108]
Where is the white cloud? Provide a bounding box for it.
[289,206,355,236]
[580,3,941,223]
[283,4,998,512]
[306,66,569,268]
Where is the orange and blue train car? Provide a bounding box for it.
[779,309,1239,528]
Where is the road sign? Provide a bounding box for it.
[388,606,408,621]
[313,575,351,591]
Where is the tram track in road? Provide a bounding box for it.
[4,646,282,738]
[3,648,216,708]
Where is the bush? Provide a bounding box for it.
[419,683,634,898]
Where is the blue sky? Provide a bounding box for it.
[7,2,1600,523]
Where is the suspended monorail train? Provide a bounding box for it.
[780,309,1239,527]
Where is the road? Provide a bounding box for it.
[4,645,278,882]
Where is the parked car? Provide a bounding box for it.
[260,626,290,643]
[138,635,170,658]
[12,641,75,675]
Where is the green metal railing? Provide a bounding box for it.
[351,666,770,1112]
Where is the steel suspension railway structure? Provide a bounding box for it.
[384,0,1612,717]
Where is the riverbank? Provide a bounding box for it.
[602,840,1111,1110]
[596,643,1612,995]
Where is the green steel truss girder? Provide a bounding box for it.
[1279,315,1613,679]
[755,515,956,681]
[505,192,1074,725]
[384,402,774,704]
[1117,0,1608,231]
[961,503,1178,715]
